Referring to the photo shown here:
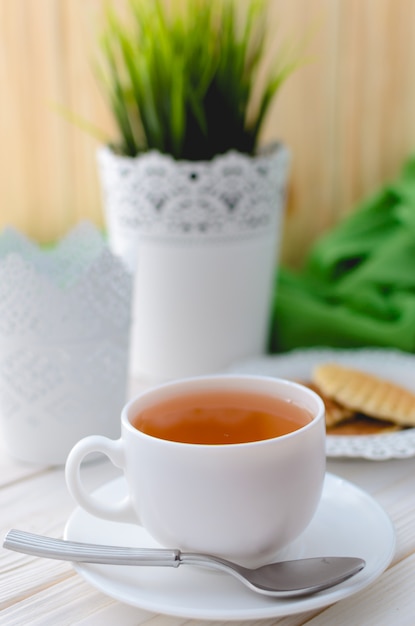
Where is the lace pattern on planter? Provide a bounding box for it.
[97,144,289,242]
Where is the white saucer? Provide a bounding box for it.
[64,473,395,621]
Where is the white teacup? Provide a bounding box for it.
[65,375,326,568]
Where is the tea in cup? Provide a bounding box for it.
[65,375,326,568]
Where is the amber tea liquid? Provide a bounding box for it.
[131,389,313,444]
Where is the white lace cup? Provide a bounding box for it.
[65,375,326,567]
[0,224,132,465]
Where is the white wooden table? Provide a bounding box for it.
[1,416,414,625]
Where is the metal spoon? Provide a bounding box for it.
[3,529,365,598]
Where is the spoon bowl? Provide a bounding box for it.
[3,529,365,598]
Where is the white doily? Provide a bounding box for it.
[228,347,415,460]
[0,223,132,465]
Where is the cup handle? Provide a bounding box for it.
[65,435,138,524]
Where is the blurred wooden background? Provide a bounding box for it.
[1,0,415,267]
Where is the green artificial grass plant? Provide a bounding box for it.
[97,0,300,159]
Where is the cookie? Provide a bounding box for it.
[313,363,415,427]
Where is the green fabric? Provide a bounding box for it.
[270,155,415,353]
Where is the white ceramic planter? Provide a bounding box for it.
[98,144,289,384]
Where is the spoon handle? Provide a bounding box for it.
[3,529,181,567]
